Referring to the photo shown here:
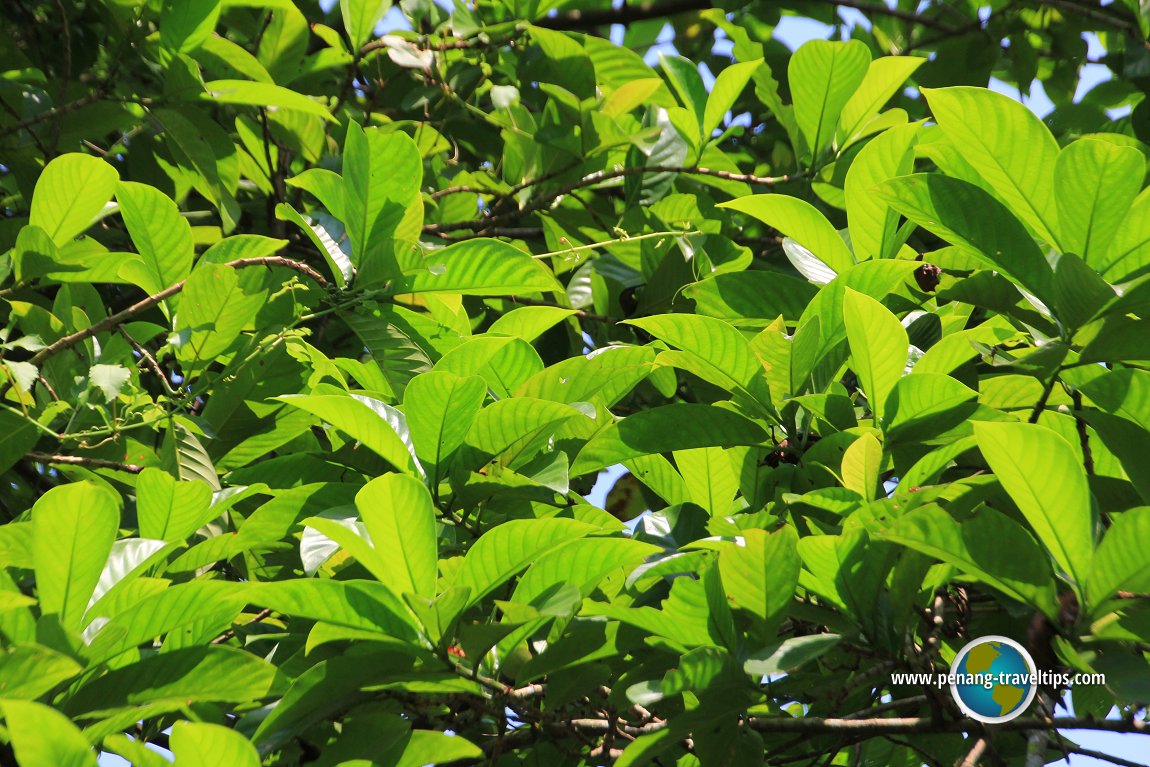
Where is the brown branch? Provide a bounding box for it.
[212,608,275,644]
[958,736,989,767]
[26,451,144,474]
[29,256,328,365]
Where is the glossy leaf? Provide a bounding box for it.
[788,40,871,158]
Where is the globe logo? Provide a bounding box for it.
[949,635,1037,723]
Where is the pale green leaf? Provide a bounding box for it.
[403,371,486,478]
[719,195,854,273]
[1055,137,1144,269]
[397,239,561,296]
[116,181,195,296]
[171,721,259,767]
[702,59,760,140]
[837,56,924,145]
[841,432,882,500]
[29,154,119,245]
[341,0,392,49]
[202,79,336,122]
[1089,507,1150,609]
[1,701,97,767]
[843,288,907,423]
[32,482,119,632]
[974,421,1093,593]
[923,86,1060,246]
[135,467,216,542]
[718,526,799,639]
[788,40,871,157]
[355,474,437,598]
[844,124,917,260]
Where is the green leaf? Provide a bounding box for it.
[974,421,1093,593]
[837,56,924,145]
[743,634,841,676]
[0,645,83,700]
[341,0,391,49]
[202,80,336,122]
[452,518,599,606]
[404,371,486,480]
[86,581,250,664]
[342,124,422,271]
[1055,138,1144,269]
[276,393,423,476]
[788,40,871,158]
[135,467,215,542]
[512,536,660,605]
[843,288,907,424]
[884,373,978,442]
[703,59,761,140]
[841,432,882,500]
[879,173,1053,299]
[0,701,97,767]
[572,404,768,476]
[32,482,119,632]
[65,646,285,715]
[115,181,195,296]
[396,239,561,296]
[844,124,917,260]
[0,408,41,474]
[175,264,265,365]
[878,505,1059,618]
[660,54,707,134]
[160,0,222,54]
[170,722,259,767]
[250,580,420,640]
[923,86,1060,246]
[391,731,483,767]
[719,195,854,273]
[1052,252,1115,331]
[627,314,772,411]
[1101,188,1150,282]
[162,420,221,490]
[355,474,437,598]
[1089,508,1150,610]
[718,526,799,640]
[29,154,119,246]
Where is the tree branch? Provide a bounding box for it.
[29,256,328,365]
[26,452,144,474]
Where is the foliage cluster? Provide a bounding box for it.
[2,0,1150,765]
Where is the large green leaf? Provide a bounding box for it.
[974,421,1093,593]
[0,701,97,767]
[844,124,917,260]
[250,579,420,640]
[29,154,119,246]
[1101,188,1150,282]
[160,0,222,54]
[276,393,423,476]
[571,404,768,476]
[355,474,437,598]
[115,181,195,296]
[843,288,906,424]
[1055,138,1144,269]
[341,0,392,49]
[175,264,265,366]
[788,40,870,158]
[702,59,760,141]
[879,173,1053,299]
[396,239,561,296]
[628,314,772,410]
[202,80,336,122]
[1088,507,1150,610]
[342,123,422,272]
[170,721,259,767]
[682,270,816,324]
[32,482,119,632]
[837,56,923,145]
[403,371,486,481]
[135,467,215,542]
[719,195,854,273]
[717,526,799,640]
[878,505,1059,617]
[452,518,599,605]
[64,646,285,715]
[923,87,1060,246]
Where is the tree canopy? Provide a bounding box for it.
[2,0,1150,765]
